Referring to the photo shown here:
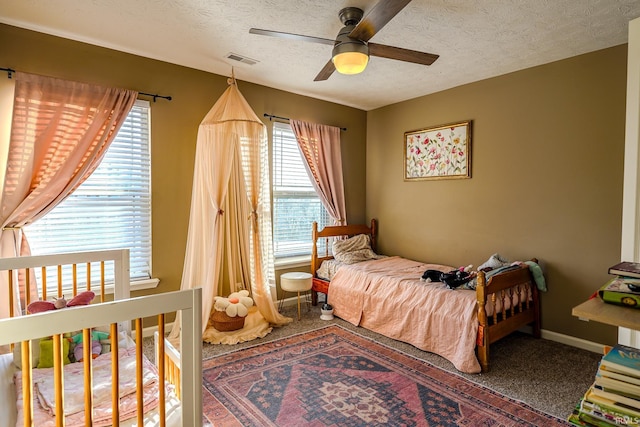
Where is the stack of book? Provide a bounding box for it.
[569,344,640,426]
[598,262,640,309]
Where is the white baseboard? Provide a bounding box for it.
[142,323,173,339]
[278,295,315,308]
[540,328,604,354]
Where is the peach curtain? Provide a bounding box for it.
[173,79,290,341]
[290,119,347,225]
[0,72,137,319]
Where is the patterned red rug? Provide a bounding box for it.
[201,325,569,426]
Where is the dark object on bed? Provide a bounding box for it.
[422,269,474,289]
[310,218,541,372]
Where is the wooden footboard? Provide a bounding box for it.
[476,261,541,372]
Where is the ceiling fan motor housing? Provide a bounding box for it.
[332,7,369,73]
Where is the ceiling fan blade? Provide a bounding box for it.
[349,0,413,42]
[314,60,336,81]
[249,28,335,46]
[369,43,439,66]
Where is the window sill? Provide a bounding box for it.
[93,277,160,296]
[275,256,311,270]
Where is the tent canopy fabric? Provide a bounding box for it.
[172,78,291,341]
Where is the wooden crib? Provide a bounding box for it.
[0,249,202,427]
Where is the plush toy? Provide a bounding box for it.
[213,290,254,317]
[71,330,109,362]
[27,290,95,314]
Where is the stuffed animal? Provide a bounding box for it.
[27,290,95,314]
[71,330,109,362]
[213,289,254,317]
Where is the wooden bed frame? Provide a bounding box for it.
[310,219,541,372]
[0,249,202,426]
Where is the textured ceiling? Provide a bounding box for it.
[1,0,639,110]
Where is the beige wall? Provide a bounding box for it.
[1,23,629,345]
[367,45,628,345]
[0,23,367,297]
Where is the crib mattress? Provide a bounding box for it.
[0,351,181,427]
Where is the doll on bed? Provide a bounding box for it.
[71,330,109,362]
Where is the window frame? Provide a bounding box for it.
[271,121,331,263]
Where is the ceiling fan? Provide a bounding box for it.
[249,0,439,81]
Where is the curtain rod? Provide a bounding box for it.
[1,67,15,79]
[138,92,172,102]
[263,113,347,131]
[2,67,172,102]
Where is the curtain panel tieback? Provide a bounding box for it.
[217,209,224,216]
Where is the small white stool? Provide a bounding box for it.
[279,272,313,320]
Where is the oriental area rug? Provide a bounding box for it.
[201,325,568,427]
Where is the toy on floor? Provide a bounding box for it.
[214,289,254,317]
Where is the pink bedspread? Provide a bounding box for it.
[328,256,483,373]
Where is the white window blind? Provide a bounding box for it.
[272,121,331,258]
[25,99,152,288]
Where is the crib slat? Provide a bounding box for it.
[57,265,63,298]
[110,323,120,426]
[25,272,31,307]
[53,334,64,426]
[72,263,78,296]
[158,313,166,427]
[136,318,144,426]
[83,328,94,425]
[100,262,105,303]
[86,262,91,291]
[8,270,14,318]
[21,340,33,427]
[42,266,47,301]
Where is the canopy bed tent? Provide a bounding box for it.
[172,78,291,344]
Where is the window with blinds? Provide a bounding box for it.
[272,121,331,258]
[25,99,152,288]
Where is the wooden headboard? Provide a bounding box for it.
[311,218,378,278]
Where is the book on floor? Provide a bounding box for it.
[600,344,640,379]
[591,385,640,411]
[599,364,640,386]
[581,389,640,426]
[609,261,640,279]
[599,278,640,309]
[595,373,640,398]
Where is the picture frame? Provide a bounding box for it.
[404,120,471,181]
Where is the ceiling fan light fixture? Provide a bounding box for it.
[332,41,369,75]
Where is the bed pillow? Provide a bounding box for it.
[37,338,71,368]
[12,338,40,369]
[333,234,381,264]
